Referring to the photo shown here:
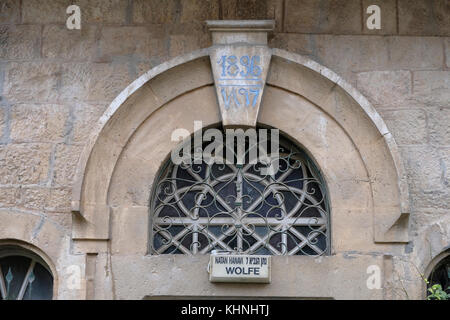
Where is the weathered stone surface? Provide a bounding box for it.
[427,107,450,146]
[46,187,71,212]
[10,104,69,143]
[362,0,397,35]
[0,0,20,24]
[134,0,219,24]
[0,143,52,185]
[221,0,282,24]
[269,33,314,57]
[398,0,450,36]
[380,109,427,146]
[132,0,177,24]
[19,187,49,210]
[0,25,41,60]
[442,148,450,183]
[387,37,444,70]
[285,0,361,34]
[412,71,450,107]
[446,38,450,68]
[0,187,18,207]
[178,0,219,23]
[400,146,444,193]
[72,103,108,143]
[43,25,97,60]
[52,144,83,187]
[168,23,211,58]
[22,0,71,24]
[4,62,61,103]
[356,71,411,107]
[0,107,5,141]
[99,26,166,59]
[77,0,128,24]
[314,35,389,72]
[60,62,132,102]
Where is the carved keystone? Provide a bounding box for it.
[206,20,274,128]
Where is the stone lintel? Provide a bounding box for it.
[206,20,275,45]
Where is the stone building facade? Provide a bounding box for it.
[0,0,449,300]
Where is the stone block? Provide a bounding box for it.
[111,206,148,254]
[0,187,19,207]
[0,107,5,141]
[60,62,132,102]
[379,109,427,146]
[0,143,52,185]
[19,187,50,210]
[99,25,165,59]
[168,23,211,58]
[4,62,61,103]
[314,35,389,73]
[386,37,443,70]
[52,144,83,187]
[178,0,219,23]
[284,0,361,34]
[446,38,450,68]
[356,71,411,107]
[221,0,283,26]
[132,0,177,24]
[427,107,450,146]
[22,0,71,24]
[269,33,314,57]
[0,0,20,24]
[400,146,444,193]
[362,0,397,35]
[0,25,41,60]
[10,104,69,143]
[398,0,450,36]
[46,187,71,212]
[42,25,97,60]
[77,0,127,24]
[72,103,108,143]
[412,71,450,107]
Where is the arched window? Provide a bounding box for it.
[149,127,330,256]
[0,246,53,300]
[428,254,450,298]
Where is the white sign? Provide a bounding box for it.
[209,254,271,283]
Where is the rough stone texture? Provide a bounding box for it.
[71,103,108,143]
[52,144,83,187]
[380,109,427,146]
[284,0,362,34]
[99,25,166,60]
[42,25,97,61]
[427,107,450,147]
[398,0,450,36]
[77,0,128,24]
[4,62,61,103]
[0,0,448,300]
[386,37,444,70]
[0,143,51,185]
[356,71,411,108]
[0,25,41,60]
[0,0,21,24]
[412,71,450,107]
[60,62,132,102]
[10,104,69,143]
[221,0,283,23]
[22,0,71,24]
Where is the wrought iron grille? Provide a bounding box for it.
[150,129,330,256]
[0,249,53,300]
